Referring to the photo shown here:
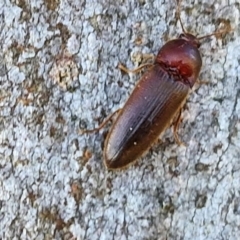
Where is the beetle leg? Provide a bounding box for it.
[173,109,186,146]
[141,53,155,63]
[118,62,153,74]
[80,109,121,134]
[196,79,209,85]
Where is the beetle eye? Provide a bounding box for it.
[179,33,185,38]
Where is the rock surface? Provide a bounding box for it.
[0,0,239,239]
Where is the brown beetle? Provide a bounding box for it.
[82,2,229,170]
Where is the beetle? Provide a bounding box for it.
[82,1,229,170]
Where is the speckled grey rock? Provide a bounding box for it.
[0,0,240,239]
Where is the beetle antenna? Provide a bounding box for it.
[176,0,187,34]
[197,26,231,40]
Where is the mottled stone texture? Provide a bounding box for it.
[0,0,239,239]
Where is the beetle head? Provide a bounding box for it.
[179,33,201,48]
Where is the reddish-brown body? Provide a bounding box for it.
[104,33,202,169]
